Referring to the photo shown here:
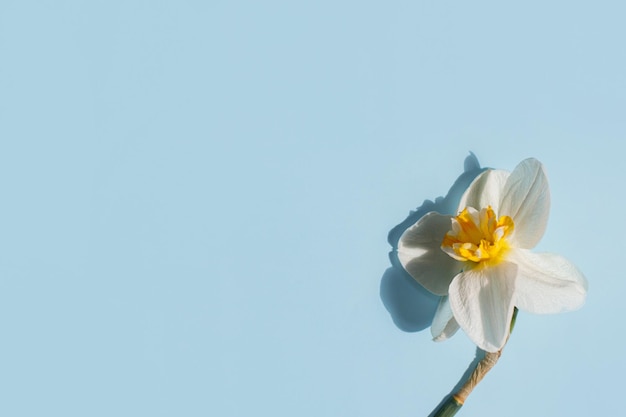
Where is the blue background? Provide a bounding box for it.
[1,1,623,416]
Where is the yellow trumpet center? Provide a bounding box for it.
[441,206,514,265]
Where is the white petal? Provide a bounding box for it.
[449,263,517,352]
[499,158,550,249]
[398,212,463,295]
[509,249,588,314]
[431,296,460,341]
[457,169,510,214]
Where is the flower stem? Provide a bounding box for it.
[429,396,463,417]
[429,307,518,417]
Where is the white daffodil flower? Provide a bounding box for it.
[398,158,588,352]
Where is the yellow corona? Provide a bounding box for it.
[441,206,514,265]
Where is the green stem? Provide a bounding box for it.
[429,396,463,417]
[429,308,518,417]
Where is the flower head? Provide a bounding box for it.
[397,158,587,352]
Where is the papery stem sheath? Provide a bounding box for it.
[430,308,518,417]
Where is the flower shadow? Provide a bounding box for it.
[380,153,486,332]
